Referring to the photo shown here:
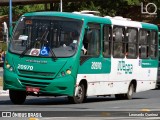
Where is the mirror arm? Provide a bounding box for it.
[2,22,9,48]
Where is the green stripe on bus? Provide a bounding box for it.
[78,58,111,74]
[141,59,158,68]
[141,23,158,30]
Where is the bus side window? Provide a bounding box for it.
[139,29,150,58]
[113,26,125,58]
[82,23,100,56]
[103,25,112,57]
[150,31,158,59]
[81,31,89,55]
[87,29,100,56]
[126,28,138,59]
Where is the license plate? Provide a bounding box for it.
[26,86,40,92]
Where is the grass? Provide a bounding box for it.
[0,77,3,86]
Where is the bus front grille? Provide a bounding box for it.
[19,79,50,88]
[18,70,55,79]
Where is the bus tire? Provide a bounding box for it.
[68,83,85,104]
[124,84,134,100]
[9,90,26,104]
[115,94,125,100]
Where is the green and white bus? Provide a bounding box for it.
[157,32,160,88]
[3,11,159,104]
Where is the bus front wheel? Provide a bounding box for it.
[68,84,86,104]
[9,90,26,104]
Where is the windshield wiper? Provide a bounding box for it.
[43,31,57,61]
[40,31,57,61]
[48,46,57,61]
[20,31,46,58]
[20,30,57,61]
[19,41,35,58]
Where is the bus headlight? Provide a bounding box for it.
[66,69,71,74]
[6,64,11,69]
[5,61,14,72]
[58,67,72,78]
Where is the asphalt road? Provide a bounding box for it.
[0,68,160,119]
[0,89,160,120]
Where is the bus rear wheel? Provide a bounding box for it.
[115,84,134,100]
[68,84,86,104]
[115,94,125,100]
[9,90,26,104]
[124,84,134,100]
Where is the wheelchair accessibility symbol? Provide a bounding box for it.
[40,46,49,56]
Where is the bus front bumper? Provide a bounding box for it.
[3,69,75,96]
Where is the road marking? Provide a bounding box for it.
[140,109,151,112]
[29,118,39,120]
[146,117,160,119]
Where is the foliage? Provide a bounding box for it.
[0,0,160,44]
[125,0,140,5]
[0,6,8,16]
[0,0,160,20]
[0,4,45,16]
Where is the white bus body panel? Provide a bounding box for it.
[76,19,157,96]
[76,58,157,96]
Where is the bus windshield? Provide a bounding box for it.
[10,16,82,57]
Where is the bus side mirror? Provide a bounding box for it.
[2,22,8,42]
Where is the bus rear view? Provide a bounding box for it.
[3,12,83,104]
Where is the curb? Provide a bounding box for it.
[0,90,9,96]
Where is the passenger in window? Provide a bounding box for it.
[113,27,123,41]
[114,44,123,57]
[81,34,88,55]
[81,45,87,55]
[61,31,79,51]
[69,31,79,50]
[117,45,123,57]
[103,42,109,57]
